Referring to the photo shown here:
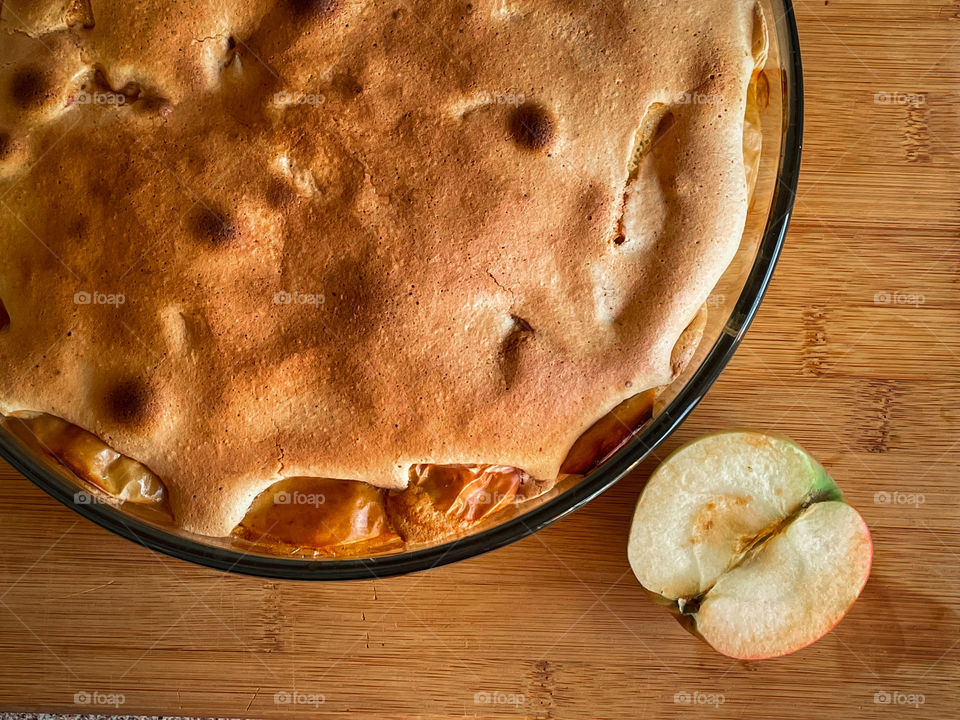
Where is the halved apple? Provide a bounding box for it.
[628,430,872,659]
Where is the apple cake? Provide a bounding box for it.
[0,0,767,555]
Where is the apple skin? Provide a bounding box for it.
[387,464,523,544]
[627,430,874,660]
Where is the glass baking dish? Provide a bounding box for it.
[0,0,802,580]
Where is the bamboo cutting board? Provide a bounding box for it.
[1,1,958,717]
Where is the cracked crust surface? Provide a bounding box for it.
[0,0,762,536]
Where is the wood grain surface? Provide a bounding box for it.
[1,1,958,717]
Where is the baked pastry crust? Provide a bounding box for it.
[0,0,765,538]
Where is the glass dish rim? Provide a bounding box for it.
[0,0,803,581]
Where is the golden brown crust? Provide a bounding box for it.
[0,0,762,536]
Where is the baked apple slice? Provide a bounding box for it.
[561,389,655,475]
[235,477,402,557]
[628,430,872,659]
[4,412,166,504]
[387,464,524,543]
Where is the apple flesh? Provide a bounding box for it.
[628,430,872,659]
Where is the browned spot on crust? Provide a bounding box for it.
[0,298,9,331]
[104,379,156,425]
[9,65,54,110]
[187,205,236,246]
[332,72,363,97]
[286,0,339,17]
[0,132,12,160]
[509,104,555,150]
[67,215,88,239]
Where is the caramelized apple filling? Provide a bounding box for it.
[411,464,524,521]
[561,389,656,475]
[383,464,526,544]
[234,477,403,557]
[3,412,166,504]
